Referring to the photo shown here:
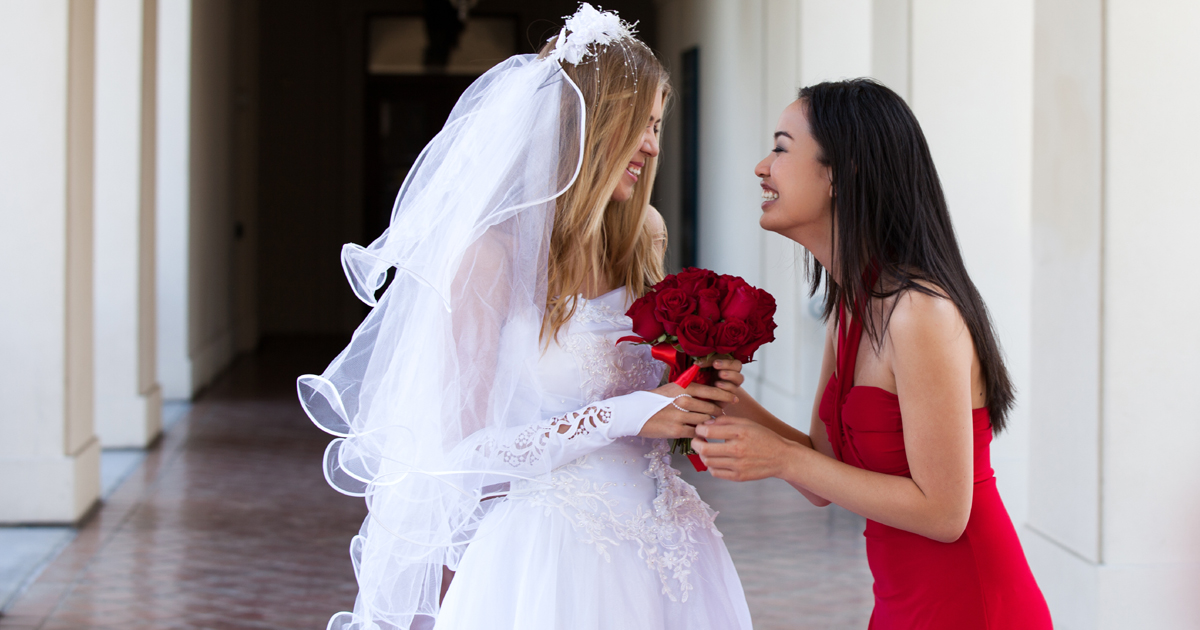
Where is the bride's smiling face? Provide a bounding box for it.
[754,100,833,238]
[611,89,664,203]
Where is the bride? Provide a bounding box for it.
[298,5,753,630]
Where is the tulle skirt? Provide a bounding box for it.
[435,495,753,630]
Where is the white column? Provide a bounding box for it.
[0,0,101,523]
[871,0,910,100]
[1025,0,1104,624]
[1096,2,1200,620]
[1026,2,1200,626]
[94,0,162,447]
[155,0,192,400]
[1099,1,1200,620]
[909,0,1034,527]
[757,0,806,424]
[758,0,872,427]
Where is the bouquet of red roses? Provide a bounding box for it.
[619,268,777,471]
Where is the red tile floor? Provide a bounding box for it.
[0,338,873,630]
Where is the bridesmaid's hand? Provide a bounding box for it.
[710,358,745,392]
[693,415,798,481]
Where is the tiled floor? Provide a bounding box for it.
[0,338,874,630]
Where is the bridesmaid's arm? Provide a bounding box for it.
[695,292,975,543]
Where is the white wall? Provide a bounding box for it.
[94,0,162,447]
[0,0,101,523]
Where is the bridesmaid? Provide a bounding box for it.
[696,79,1053,628]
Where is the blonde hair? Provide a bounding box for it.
[539,35,671,342]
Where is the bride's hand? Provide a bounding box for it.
[638,383,738,439]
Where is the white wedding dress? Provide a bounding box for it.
[435,287,753,630]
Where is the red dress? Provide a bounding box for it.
[818,309,1052,629]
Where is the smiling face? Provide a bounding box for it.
[610,89,664,203]
[754,100,834,243]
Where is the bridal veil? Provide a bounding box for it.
[297,6,641,629]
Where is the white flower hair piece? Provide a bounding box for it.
[547,3,637,66]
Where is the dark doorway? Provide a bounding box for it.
[362,74,477,242]
[680,46,700,270]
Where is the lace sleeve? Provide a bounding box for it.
[462,391,670,474]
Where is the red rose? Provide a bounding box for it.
[734,317,777,363]
[715,274,734,294]
[697,287,723,321]
[675,267,718,294]
[653,288,696,335]
[713,318,752,354]
[753,288,777,320]
[626,292,665,341]
[720,279,758,321]
[675,314,716,356]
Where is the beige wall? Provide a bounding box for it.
[186,0,236,393]
[156,0,248,399]
[0,0,101,523]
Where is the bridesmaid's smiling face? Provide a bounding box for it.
[754,101,833,240]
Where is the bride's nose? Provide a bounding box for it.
[641,128,659,158]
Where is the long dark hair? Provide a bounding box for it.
[799,78,1014,433]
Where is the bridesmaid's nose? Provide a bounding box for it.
[755,154,771,178]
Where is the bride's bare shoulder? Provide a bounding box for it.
[645,204,665,232]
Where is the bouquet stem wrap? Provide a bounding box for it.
[650,344,711,472]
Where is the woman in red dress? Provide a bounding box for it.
[694,79,1053,628]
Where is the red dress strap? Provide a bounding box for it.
[830,301,864,463]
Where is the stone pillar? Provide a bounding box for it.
[1027,0,1200,626]
[0,0,101,523]
[94,0,162,447]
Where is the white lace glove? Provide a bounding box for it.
[464,391,672,474]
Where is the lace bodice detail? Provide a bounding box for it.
[509,288,719,601]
